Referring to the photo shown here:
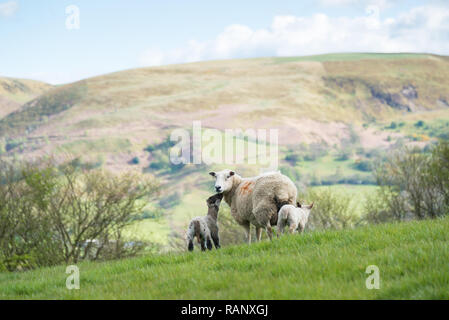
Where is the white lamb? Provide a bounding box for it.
[277,202,314,236]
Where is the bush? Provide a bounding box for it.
[130,156,140,165]
[353,159,373,172]
[415,120,425,128]
[363,141,449,223]
[387,122,397,129]
[304,188,359,230]
[335,148,352,161]
[0,158,159,271]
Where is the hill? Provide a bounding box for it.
[1,216,448,299]
[0,77,53,118]
[1,53,449,160]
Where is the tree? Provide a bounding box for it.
[0,157,159,271]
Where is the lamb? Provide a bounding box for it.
[186,193,223,251]
[209,169,297,242]
[277,202,314,235]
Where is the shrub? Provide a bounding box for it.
[415,120,425,128]
[335,148,352,161]
[353,159,373,172]
[0,158,159,271]
[363,141,449,223]
[304,188,359,230]
[158,192,182,209]
[130,156,140,165]
[387,121,397,129]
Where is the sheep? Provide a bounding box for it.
[209,169,297,242]
[186,193,223,251]
[277,202,314,236]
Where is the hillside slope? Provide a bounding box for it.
[0,77,53,118]
[1,53,448,168]
[1,217,448,299]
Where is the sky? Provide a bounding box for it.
[0,0,448,84]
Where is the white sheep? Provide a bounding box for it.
[277,202,314,235]
[186,193,223,251]
[209,169,297,242]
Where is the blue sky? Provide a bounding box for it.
[0,0,448,84]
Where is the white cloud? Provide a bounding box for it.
[0,1,18,17]
[139,5,449,67]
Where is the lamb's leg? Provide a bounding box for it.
[242,222,251,244]
[256,227,262,241]
[288,223,298,234]
[206,236,213,250]
[211,233,220,249]
[200,237,206,251]
[276,220,284,238]
[188,239,194,251]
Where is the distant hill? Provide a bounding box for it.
[0,77,53,118]
[1,53,448,167]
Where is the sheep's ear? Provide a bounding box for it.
[209,171,216,177]
[306,202,314,210]
[296,201,302,208]
[229,171,235,176]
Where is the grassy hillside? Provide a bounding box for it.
[1,53,448,155]
[0,77,53,118]
[1,216,448,299]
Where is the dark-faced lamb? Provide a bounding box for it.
[187,193,223,251]
[277,202,314,236]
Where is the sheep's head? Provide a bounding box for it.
[209,169,236,194]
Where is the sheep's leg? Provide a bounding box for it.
[256,227,262,242]
[242,222,251,244]
[188,239,194,251]
[298,223,305,233]
[253,200,277,241]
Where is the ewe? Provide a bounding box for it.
[186,193,223,251]
[209,170,297,242]
[277,202,314,235]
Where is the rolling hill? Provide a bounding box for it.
[1,216,448,299]
[0,77,53,118]
[1,53,449,162]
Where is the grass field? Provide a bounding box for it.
[1,216,448,299]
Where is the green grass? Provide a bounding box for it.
[123,218,171,245]
[1,217,448,299]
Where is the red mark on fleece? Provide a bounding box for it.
[240,181,254,195]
